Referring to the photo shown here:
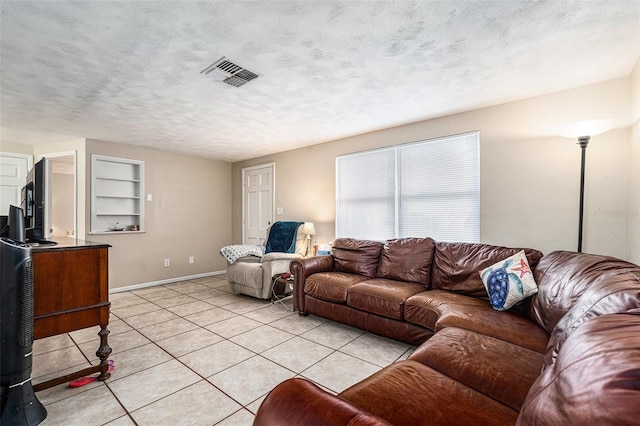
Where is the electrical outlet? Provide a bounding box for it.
[164,258,170,267]
[188,256,194,264]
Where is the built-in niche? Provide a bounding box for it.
[90,155,145,234]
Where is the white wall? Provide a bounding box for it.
[1,138,233,289]
[85,140,232,289]
[0,140,33,155]
[51,172,74,236]
[233,77,634,261]
[629,58,640,265]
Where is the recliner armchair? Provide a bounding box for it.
[224,222,306,299]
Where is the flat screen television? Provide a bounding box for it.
[21,158,46,243]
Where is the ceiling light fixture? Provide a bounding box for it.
[200,57,260,88]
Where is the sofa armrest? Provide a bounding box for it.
[291,255,334,313]
[260,252,302,263]
[260,253,303,292]
[228,255,261,265]
[254,378,392,426]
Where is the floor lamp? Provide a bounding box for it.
[559,119,617,253]
[576,135,589,253]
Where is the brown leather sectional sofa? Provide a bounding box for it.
[254,237,640,425]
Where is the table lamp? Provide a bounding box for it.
[302,222,316,256]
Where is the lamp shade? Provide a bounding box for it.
[302,222,316,236]
[556,119,618,139]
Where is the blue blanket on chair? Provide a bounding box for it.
[265,221,304,254]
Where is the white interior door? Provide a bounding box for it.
[243,163,274,245]
[0,153,32,214]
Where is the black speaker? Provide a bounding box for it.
[2,205,25,242]
[0,237,47,425]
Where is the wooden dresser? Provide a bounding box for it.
[31,237,112,391]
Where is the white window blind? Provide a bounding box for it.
[336,132,480,242]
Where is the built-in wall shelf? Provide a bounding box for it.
[91,155,145,234]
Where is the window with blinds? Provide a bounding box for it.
[336,132,480,242]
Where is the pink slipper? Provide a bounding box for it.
[69,359,115,388]
[68,376,97,388]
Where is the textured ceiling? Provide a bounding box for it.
[1,1,638,162]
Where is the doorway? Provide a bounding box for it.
[43,152,77,238]
[242,163,274,245]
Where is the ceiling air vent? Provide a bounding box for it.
[201,57,261,88]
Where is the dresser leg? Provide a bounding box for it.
[96,325,112,381]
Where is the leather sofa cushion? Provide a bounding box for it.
[530,250,640,334]
[404,289,484,330]
[409,327,544,411]
[340,360,518,426]
[405,290,549,353]
[254,378,392,426]
[305,272,369,303]
[304,296,433,346]
[332,238,383,279]
[518,313,640,425]
[347,279,426,320]
[376,237,435,286]
[431,242,543,299]
[540,260,640,368]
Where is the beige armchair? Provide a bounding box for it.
[224,222,305,299]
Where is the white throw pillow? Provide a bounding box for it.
[479,250,538,311]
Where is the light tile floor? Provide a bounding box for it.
[33,275,414,425]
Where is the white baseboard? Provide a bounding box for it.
[109,270,226,294]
